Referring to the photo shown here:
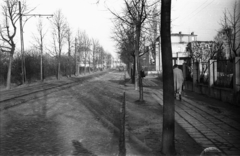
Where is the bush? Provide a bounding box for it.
[0,51,76,86]
[43,55,57,79]
[60,55,75,76]
[0,53,8,84]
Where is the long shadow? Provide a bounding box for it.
[0,90,62,156]
[0,115,60,155]
[72,140,97,156]
[108,80,125,86]
[66,86,120,155]
[68,83,122,134]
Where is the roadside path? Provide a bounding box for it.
[143,78,240,156]
[0,71,148,156]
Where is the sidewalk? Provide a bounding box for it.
[142,76,240,156]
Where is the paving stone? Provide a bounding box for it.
[148,78,240,155]
[224,150,240,155]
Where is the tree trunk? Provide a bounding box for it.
[139,75,144,101]
[6,53,13,89]
[161,0,176,155]
[75,38,79,76]
[19,1,26,84]
[57,26,61,80]
[89,54,91,73]
[93,50,95,71]
[132,56,135,84]
[40,44,43,81]
[57,55,61,79]
[134,26,141,90]
[84,51,86,74]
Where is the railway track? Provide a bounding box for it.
[0,71,108,111]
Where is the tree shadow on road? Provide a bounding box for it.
[0,114,61,155]
[0,91,62,156]
[72,140,97,156]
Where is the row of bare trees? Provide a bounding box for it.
[0,0,26,89]
[111,0,175,155]
[217,1,240,59]
[112,0,239,154]
[189,1,240,62]
[0,0,112,89]
[0,0,175,154]
[111,0,160,100]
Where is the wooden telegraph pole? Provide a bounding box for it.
[18,1,53,83]
[19,1,26,84]
[75,38,79,76]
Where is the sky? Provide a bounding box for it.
[0,0,238,58]
[171,0,238,41]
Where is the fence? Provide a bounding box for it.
[196,60,234,88]
[142,64,156,71]
[236,59,240,89]
[199,62,209,85]
[215,60,234,88]
[183,57,240,105]
[183,61,193,82]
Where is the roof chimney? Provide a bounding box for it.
[179,31,182,34]
[191,32,194,35]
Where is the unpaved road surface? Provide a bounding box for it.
[0,71,141,156]
[0,71,202,155]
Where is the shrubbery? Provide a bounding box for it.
[0,53,8,84]
[0,51,75,87]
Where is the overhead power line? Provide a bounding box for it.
[174,0,209,22]
[176,0,215,26]
[19,1,53,84]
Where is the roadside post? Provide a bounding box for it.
[119,92,126,156]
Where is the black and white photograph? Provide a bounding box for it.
[0,0,239,155]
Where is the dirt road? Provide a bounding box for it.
[0,71,141,155]
[0,70,202,155]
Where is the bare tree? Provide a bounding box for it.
[66,23,73,76]
[92,38,100,71]
[74,37,78,75]
[0,0,28,89]
[95,45,105,70]
[51,9,67,79]
[219,1,240,58]
[112,21,135,82]
[187,41,223,62]
[144,5,160,64]
[95,45,102,70]
[76,30,91,74]
[110,0,149,92]
[66,24,72,57]
[161,0,176,155]
[32,18,47,81]
[105,53,112,68]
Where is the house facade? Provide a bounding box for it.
[152,32,197,72]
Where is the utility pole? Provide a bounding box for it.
[19,1,26,84]
[75,38,79,76]
[18,1,53,83]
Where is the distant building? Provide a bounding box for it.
[170,32,197,65]
[151,32,197,72]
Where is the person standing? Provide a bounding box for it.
[173,64,184,100]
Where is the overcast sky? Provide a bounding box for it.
[0,0,238,58]
[171,0,238,41]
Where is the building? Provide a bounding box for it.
[153,32,197,72]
